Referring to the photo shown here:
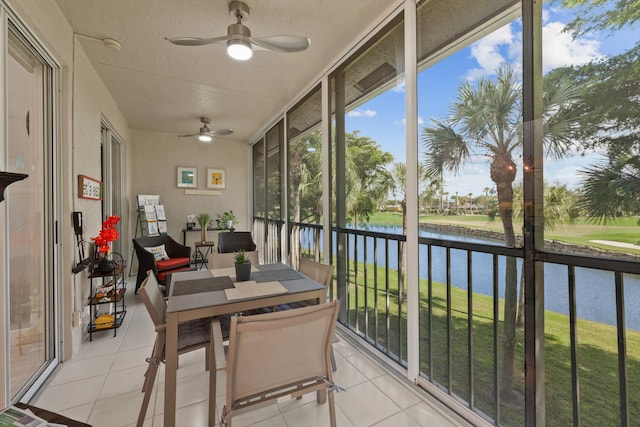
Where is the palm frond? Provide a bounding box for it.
[579,156,640,222]
[421,119,470,178]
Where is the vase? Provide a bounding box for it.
[235,262,251,282]
[201,227,207,243]
[226,219,233,230]
[92,255,115,275]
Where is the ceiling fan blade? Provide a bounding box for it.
[210,129,234,136]
[178,133,198,138]
[166,35,230,46]
[250,35,310,53]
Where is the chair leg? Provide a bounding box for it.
[330,333,339,372]
[205,345,210,371]
[328,389,337,427]
[210,319,225,427]
[137,336,163,427]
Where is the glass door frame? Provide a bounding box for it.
[1,4,62,405]
[100,119,124,255]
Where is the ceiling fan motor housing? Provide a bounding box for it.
[228,22,251,38]
[229,1,250,21]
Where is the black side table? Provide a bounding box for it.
[194,241,215,270]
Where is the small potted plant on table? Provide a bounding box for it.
[216,210,238,231]
[234,250,252,282]
[196,213,212,243]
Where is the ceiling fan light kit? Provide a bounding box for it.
[227,39,252,60]
[179,117,234,142]
[166,0,310,60]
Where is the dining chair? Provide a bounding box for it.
[136,270,228,427]
[209,250,258,269]
[217,231,257,253]
[218,301,341,427]
[277,258,339,371]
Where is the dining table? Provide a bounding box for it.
[163,263,327,427]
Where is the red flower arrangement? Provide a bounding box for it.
[91,215,121,255]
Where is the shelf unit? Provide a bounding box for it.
[88,253,126,341]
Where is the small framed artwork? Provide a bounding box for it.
[207,168,226,189]
[177,166,197,188]
[78,175,102,200]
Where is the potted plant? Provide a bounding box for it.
[234,250,252,281]
[196,213,212,243]
[216,210,238,231]
[90,215,121,274]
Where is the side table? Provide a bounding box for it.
[194,241,215,270]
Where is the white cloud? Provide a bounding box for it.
[395,116,425,126]
[542,21,603,73]
[392,80,406,92]
[466,24,519,79]
[464,19,602,79]
[347,109,377,118]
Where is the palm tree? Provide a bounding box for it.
[512,181,580,326]
[483,187,491,213]
[421,64,579,401]
[421,177,442,214]
[579,154,640,222]
[391,162,433,297]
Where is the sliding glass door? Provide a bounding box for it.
[3,21,58,402]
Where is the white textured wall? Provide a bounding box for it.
[130,130,249,250]
[4,0,131,363]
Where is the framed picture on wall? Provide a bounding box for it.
[177,166,197,188]
[207,168,226,189]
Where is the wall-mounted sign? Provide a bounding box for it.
[78,175,102,200]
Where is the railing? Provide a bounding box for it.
[257,217,640,426]
[335,227,640,427]
[335,227,408,366]
[288,221,323,268]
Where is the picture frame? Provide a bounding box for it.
[206,168,226,189]
[78,175,102,200]
[177,166,197,188]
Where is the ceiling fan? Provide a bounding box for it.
[178,117,233,142]
[166,0,310,60]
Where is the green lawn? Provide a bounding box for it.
[339,260,640,426]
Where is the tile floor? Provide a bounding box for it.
[31,278,473,427]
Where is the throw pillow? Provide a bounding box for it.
[145,244,169,261]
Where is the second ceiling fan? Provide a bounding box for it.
[166,1,310,60]
[179,117,233,143]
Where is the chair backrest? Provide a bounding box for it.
[226,300,340,402]
[217,231,257,253]
[139,270,167,328]
[298,258,333,289]
[209,250,259,269]
[133,235,190,258]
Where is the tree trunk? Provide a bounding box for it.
[490,155,519,403]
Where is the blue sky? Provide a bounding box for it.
[345,3,638,198]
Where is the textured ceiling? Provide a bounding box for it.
[54,0,395,144]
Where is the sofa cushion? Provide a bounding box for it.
[145,244,169,261]
[156,257,190,272]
